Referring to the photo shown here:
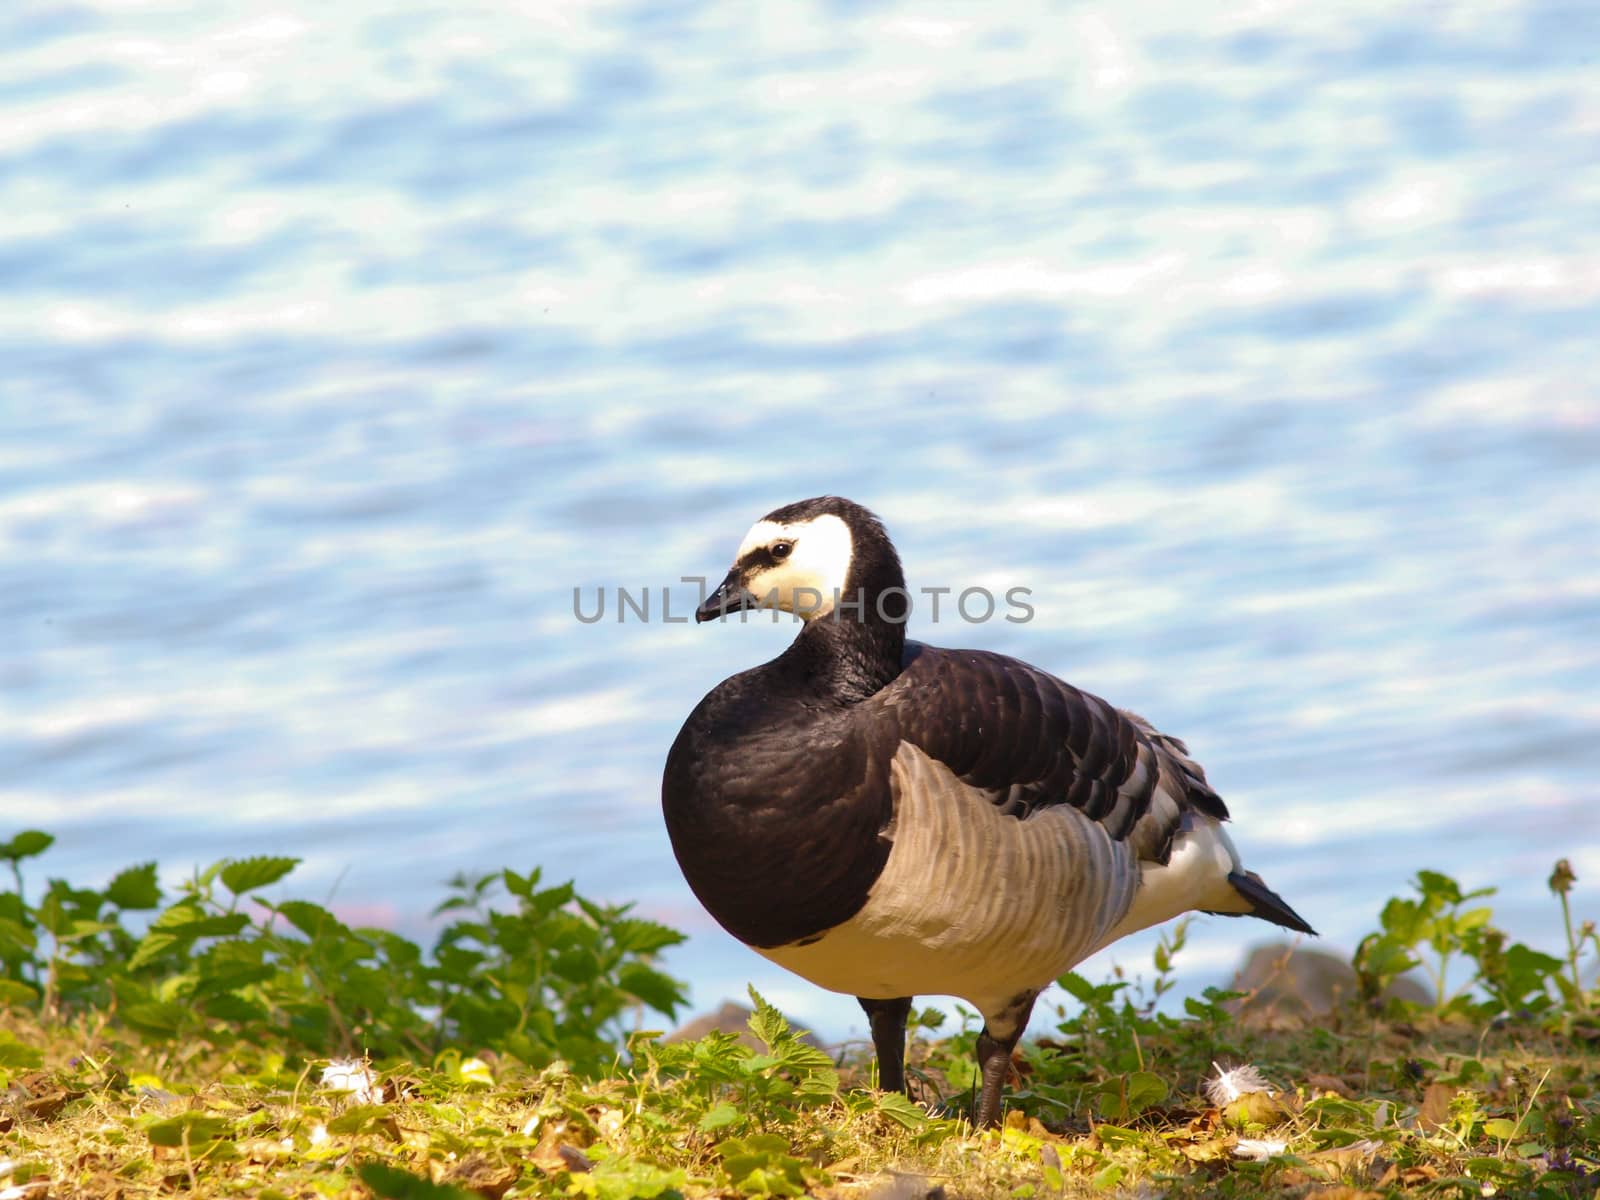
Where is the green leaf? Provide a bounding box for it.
[1503,943,1564,976]
[106,862,162,910]
[143,1112,235,1148]
[610,917,686,955]
[567,1155,687,1200]
[735,1165,806,1197]
[177,913,251,938]
[746,986,789,1051]
[0,830,54,861]
[1483,1117,1521,1140]
[1092,1124,1142,1149]
[552,946,601,984]
[327,1105,395,1135]
[34,889,73,935]
[1055,970,1099,1003]
[269,899,349,939]
[200,993,270,1024]
[0,1031,44,1067]
[192,940,273,994]
[525,882,575,921]
[718,1134,809,1197]
[1092,1163,1125,1191]
[1415,870,1464,906]
[875,1091,928,1130]
[698,1102,741,1132]
[943,1053,978,1092]
[58,918,118,944]
[122,1001,191,1036]
[617,962,686,1016]
[219,856,300,896]
[0,979,40,1007]
[128,930,184,972]
[912,1005,946,1031]
[150,903,250,938]
[1463,1156,1522,1182]
[1378,897,1425,944]
[775,1037,835,1075]
[356,1162,478,1200]
[1124,1070,1169,1112]
[0,916,38,954]
[1354,933,1421,990]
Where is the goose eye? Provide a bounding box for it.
[771,541,793,561]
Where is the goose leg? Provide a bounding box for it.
[857,996,913,1093]
[974,990,1040,1128]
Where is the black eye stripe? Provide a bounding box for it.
[737,541,795,572]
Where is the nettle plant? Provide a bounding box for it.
[0,830,686,1072]
[1353,864,1598,1029]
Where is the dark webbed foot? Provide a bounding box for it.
[857,995,914,1094]
[974,990,1040,1128]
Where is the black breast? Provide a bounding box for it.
[661,670,895,949]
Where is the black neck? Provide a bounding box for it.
[779,609,906,703]
[776,531,908,703]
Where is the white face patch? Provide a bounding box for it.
[734,513,854,620]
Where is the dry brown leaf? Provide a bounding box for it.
[1178,1138,1233,1163]
[22,1090,83,1121]
[443,1151,520,1199]
[1308,1142,1382,1173]
[528,1120,576,1175]
[1186,1107,1224,1134]
[8,1071,86,1122]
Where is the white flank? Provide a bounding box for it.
[760,744,1141,1022]
[1095,809,1247,950]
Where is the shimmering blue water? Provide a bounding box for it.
[3,0,1597,1039]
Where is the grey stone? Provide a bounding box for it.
[1227,943,1432,1021]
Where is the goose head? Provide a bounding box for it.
[695,496,905,624]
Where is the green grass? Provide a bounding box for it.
[1,832,1596,1199]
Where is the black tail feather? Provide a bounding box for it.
[1207,870,1317,935]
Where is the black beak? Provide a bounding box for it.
[696,567,757,623]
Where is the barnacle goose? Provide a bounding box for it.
[662,496,1314,1127]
